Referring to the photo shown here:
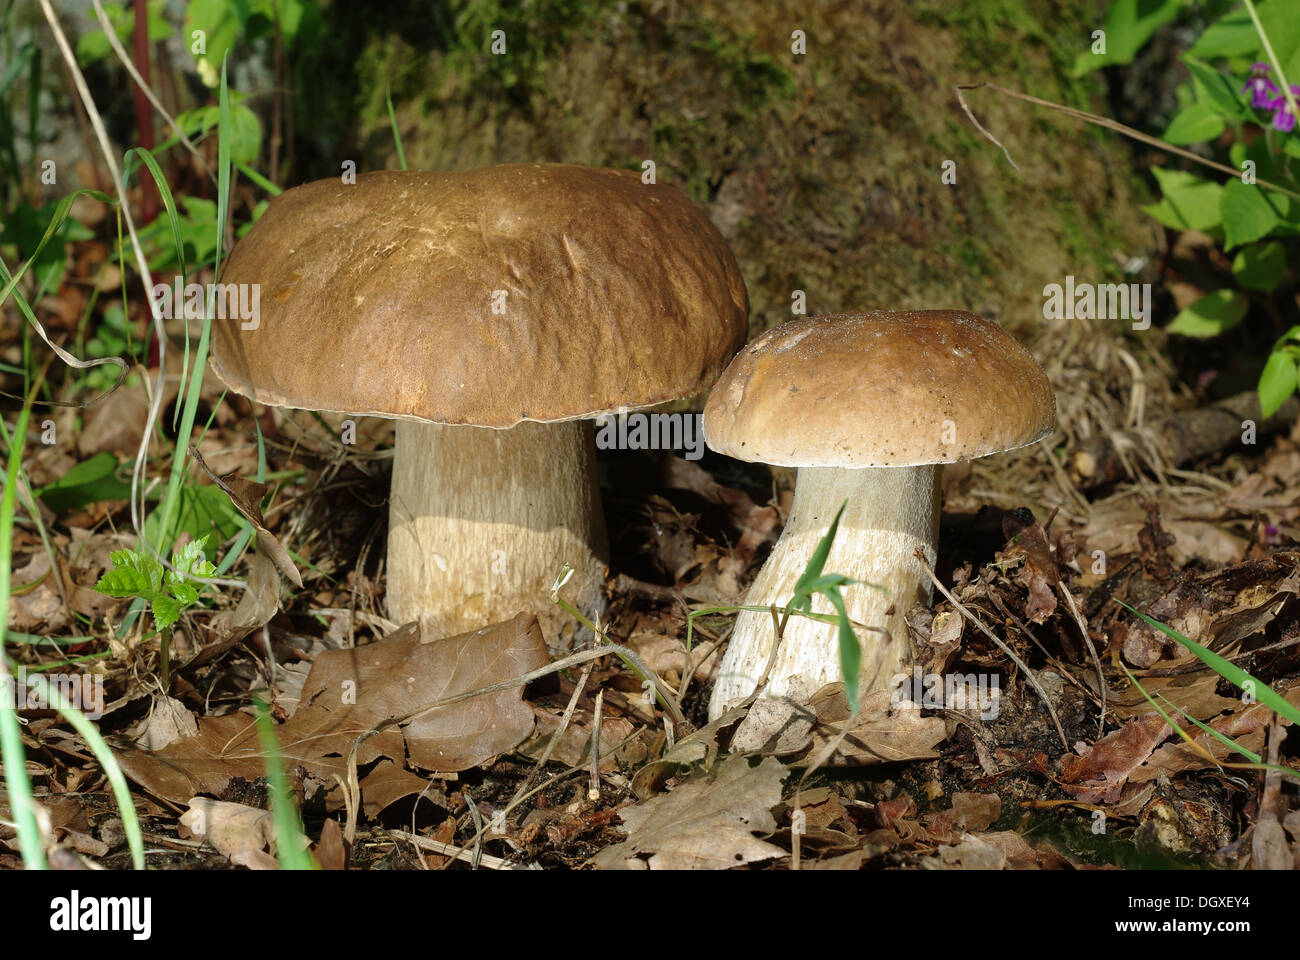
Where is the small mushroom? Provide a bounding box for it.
[702,311,1055,718]
[212,164,748,647]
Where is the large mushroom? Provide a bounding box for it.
[702,311,1055,718]
[212,164,748,647]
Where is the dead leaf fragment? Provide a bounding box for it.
[591,755,786,870]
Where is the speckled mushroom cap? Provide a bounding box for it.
[210,164,748,427]
[702,311,1056,468]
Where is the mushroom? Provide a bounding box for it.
[212,164,748,647]
[702,311,1055,718]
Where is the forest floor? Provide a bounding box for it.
[3,240,1299,869]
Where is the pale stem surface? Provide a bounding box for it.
[708,464,941,718]
[388,419,608,649]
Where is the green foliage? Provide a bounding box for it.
[36,452,133,515]
[1072,0,1186,76]
[784,501,862,716]
[95,535,216,633]
[185,0,318,88]
[1095,0,1300,414]
[0,201,94,296]
[254,698,316,870]
[1166,288,1248,337]
[76,0,174,66]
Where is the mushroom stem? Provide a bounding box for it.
[708,464,942,718]
[387,418,608,649]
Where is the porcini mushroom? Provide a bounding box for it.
[212,164,747,647]
[702,311,1055,718]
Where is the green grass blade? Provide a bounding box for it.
[236,162,281,195]
[20,672,143,867]
[254,698,315,869]
[1155,693,1262,764]
[792,500,846,605]
[1116,600,1300,725]
[386,87,408,171]
[0,188,113,309]
[123,146,189,430]
[826,585,860,715]
[0,397,45,868]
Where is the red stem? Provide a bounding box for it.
[132,0,158,225]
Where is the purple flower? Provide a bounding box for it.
[1243,74,1279,108]
[1270,94,1297,132]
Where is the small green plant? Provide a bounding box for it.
[1080,0,1300,415]
[95,534,216,634]
[684,500,873,715]
[783,502,861,714]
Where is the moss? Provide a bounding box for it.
[296,0,1153,339]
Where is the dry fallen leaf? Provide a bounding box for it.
[179,798,279,869]
[591,755,786,870]
[1059,714,1171,803]
[804,686,948,765]
[114,615,548,806]
[137,694,198,751]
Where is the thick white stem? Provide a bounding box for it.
[708,465,940,719]
[387,419,608,650]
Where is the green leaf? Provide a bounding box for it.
[94,562,154,599]
[144,479,238,556]
[791,502,847,610]
[1259,350,1299,417]
[1256,0,1300,83]
[186,0,243,88]
[826,585,861,716]
[36,452,133,514]
[76,0,172,66]
[1232,241,1287,291]
[1167,290,1248,337]
[150,595,183,632]
[1142,169,1223,232]
[1072,0,1185,75]
[1183,57,1250,121]
[1162,100,1225,145]
[1186,7,1257,60]
[1221,179,1281,249]
[172,535,215,581]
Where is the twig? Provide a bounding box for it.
[588,689,603,802]
[387,830,539,870]
[36,0,168,555]
[92,0,215,184]
[343,642,670,845]
[914,549,1069,750]
[1057,582,1107,736]
[955,81,1300,202]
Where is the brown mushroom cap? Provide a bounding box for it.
[211,164,748,426]
[702,311,1056,468]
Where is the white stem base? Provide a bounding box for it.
[708,465,940,719]
[387,419,608,650]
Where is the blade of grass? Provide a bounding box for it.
[254,697,315,870]
[18,670,143,867]
[1116,600,1300,726]
[0,392,45,868]
[386,87,408,171]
